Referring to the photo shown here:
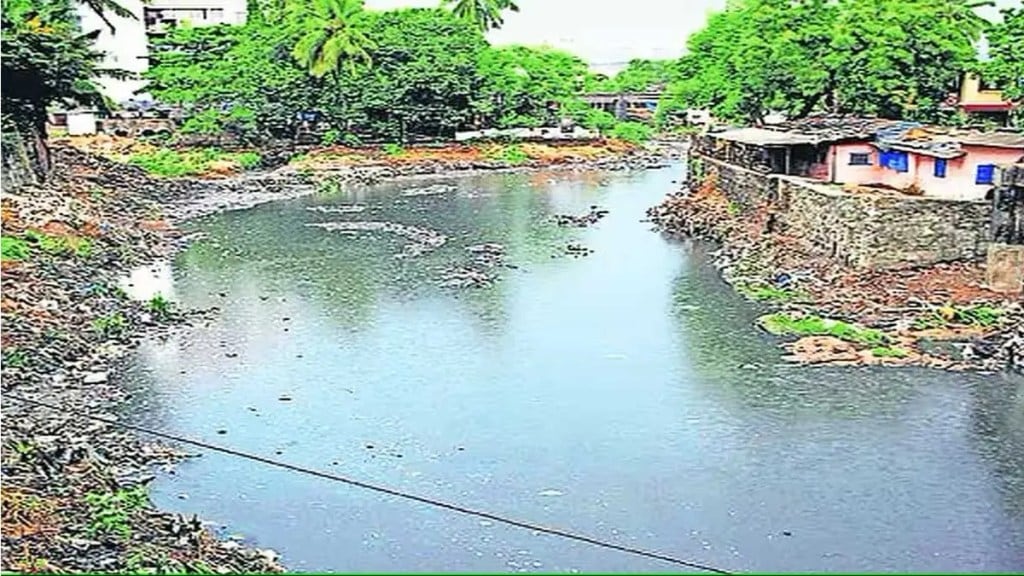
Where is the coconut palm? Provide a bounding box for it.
[441,0,519,32]
[288,0,374,78]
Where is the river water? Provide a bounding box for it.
[121,166,1024,572]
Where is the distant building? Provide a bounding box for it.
[75,0,247,104]
[958,73,1015,126]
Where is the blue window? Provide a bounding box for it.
[976,164,995,185]
[878,149,909,172]
[934,158,947,178]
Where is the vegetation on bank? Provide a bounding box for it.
[760,312,889,346]
[126,147,263,177]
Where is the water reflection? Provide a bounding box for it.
[121,166,1024,572]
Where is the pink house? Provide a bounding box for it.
[829,132,1024,201]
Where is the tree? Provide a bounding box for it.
[981,7,1024,116]
[1,0,110,175]
[475,45,590,128]
[440,0,519,32]
[79,0,136,33]
[287,0,374,78]
[658,0,989,124]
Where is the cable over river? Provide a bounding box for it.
[119,165,1024,572]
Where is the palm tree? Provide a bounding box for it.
[288,0,374,78]
[441,0,519,32]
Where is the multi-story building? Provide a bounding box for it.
[75,0,246,105]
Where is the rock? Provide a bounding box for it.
[82,371,109,384]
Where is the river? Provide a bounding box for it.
[120,165,1024,572]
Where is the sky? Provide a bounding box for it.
[366,0,726,74]
[367,0,1021,74]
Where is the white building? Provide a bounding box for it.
[76,0,246,105]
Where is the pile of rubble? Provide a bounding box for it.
[648,179,1022,371]
[438,243,508,289]
[1,145,284,572]
[306,221,448,258]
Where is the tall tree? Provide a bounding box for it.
[288,0,374,78]
[440,0,519,31]
[79,0,136,33]
[981,6,1024,116]
[1,0,110,176]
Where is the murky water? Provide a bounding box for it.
[121,166,1024,572]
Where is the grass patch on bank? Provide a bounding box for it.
[485,143,529,165]
[913,304,1003,329]
[24,230,92,258]
[91,311,128,337]
[760,312,888,345]
[1,237,30,261]
[869,345,909,358]
[737,283,807,303]
[128,147,263,177]
[84,486,148,540]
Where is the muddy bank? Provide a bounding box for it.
[647,178,1023,372]
[1,139,681,573]
[1,145,284,573]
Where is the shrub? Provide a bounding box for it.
[610,121,652,144]
[342,133,363,147]
[84,486,148,540]
[23,230,92,258]
[499,144,529,164]
[91,311,128,337]
[382,143,404,156]
[581,109,617,132]
[147,294,172,320]
[321,129,342,146]
[1,237,30,261]
[230,151,262,169]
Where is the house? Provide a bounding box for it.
[702,116,1024,201]
[958,73,1015,126]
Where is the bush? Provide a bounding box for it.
[610,121,652,144]
[23,230,92,258]
[382,143,404,156]
[129,147,261,176]
[229,151,262,169]
[581,109,617,132]
[321,129,342,146]
[1,237,30,261]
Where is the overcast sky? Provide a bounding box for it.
[366,0,726,74]
[367,0,1020,73]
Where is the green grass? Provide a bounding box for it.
[610,121,653,144]
[738,283,806,303]
[2,348,29,368]
[1,237,30,261]
[870,345,909,358]
[23,230,92,258]
[147,294,172,320]
[760,312,889,346]
[84,486,148,540]
[128,148,262,177]
[382,143,404,157]
[913,304,1003,329]
[91,311,128,337]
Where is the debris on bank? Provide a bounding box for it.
[648,177,1022,371]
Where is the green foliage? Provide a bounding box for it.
[1,0,109,138]
[659,0,989,124]
[84,486,148,540]
[91,311,127,337]
[486,143,528,164]
[441,0,519,31]
[738,283,806,302]
[870,345,909,358]
[609,121,652,144]
[914,304,1004,329]
[342,133,363,147]
[579,108,617,132]
[287,0,374,78]
[321,128,342,146]
[592,58,675,92]
[381,142,404,156]
[980,6,1023,114]
[147,294,172,319]
[1,237,31,261]
[475,45,589,129]
[128,148,261,176]
[3,347,29,368]
[23,230,92,257]
[760,312,888,345]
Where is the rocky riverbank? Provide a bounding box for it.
[647,177,1023,372]
[1,138,682,573]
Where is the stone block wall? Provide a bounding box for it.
[686,146,992,269]
[690,133,772,173]
[777,177,991,269]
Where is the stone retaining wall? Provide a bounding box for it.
[687,149,992,269]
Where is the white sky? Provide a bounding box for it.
[367,0,1021,73]
[366,0,726,74]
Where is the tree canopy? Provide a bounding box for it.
[658,0,997,125]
